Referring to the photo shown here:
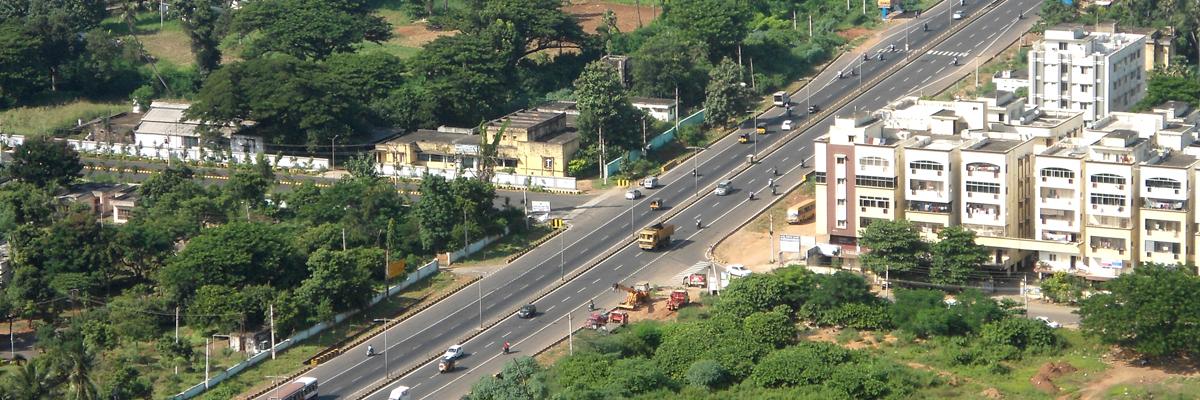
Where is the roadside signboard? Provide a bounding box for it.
[780,234,802,253]
[531,200,551,213]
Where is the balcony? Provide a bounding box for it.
[1039,196,1075,210]
[1040,175,1076,189]
[1088,215,1131,229]
[1090,181,1127,193]
[963,224,1006,237]
[1041,230,1078,242]
[1090,203,1128,217]
[909,188,947,201]
[907,200,951,214]
[965,204,1001,224]
[1145,185,1184,196]
[1142,198,1187,211]
[909,167,945,180]
[965,163,1001,179]
[1040,217,1075,231]
[1089,239,1128,258]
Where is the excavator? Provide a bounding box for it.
[612,282,649,310]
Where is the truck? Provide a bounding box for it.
[772,91,790,107]
[638,223,675,250]
[667,290,690,311]
[613,282,649,310]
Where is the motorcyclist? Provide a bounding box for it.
[502,341,510,354]
[696,218,702,229]
[748,191,755,200]
[923,23,928,32]
[367,345,375,357]
[952,57,958,66]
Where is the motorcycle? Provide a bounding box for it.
[502,342,511,355]
[367,345,375,357]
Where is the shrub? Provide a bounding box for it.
[605,357,671,396]
[750,341,857,387]
[979,317,1063,354]
[836,328,860,344]
[819,302,892,330]
[743,310,797,348]
[1040,271,1087,304]
[685,359,727,389]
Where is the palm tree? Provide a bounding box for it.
[59,343,100,400]
[4,359,53,400]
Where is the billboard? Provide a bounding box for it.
[386,259,407,279]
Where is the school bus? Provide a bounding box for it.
[787,199,816,224]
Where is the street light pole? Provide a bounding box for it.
[478,277,484,330]
[686,146,703,198]
[373,319,396,378]
[560,225,565,281]
[331,134,340,170]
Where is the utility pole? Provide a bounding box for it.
[477,280,483,329]
[160,0,164,29]
[342,227,347,251]
[1022,274,1028,307]
[560,224,565,281]
[768,214,775,263]
[749,58,756,90]
[737,45,743,67]
[174,306,180,374]
[792,9,797,30]
[598,124,606,185]
[385,218,393,300]
[331,134,340,170]
[809,14,813,38]
[642,116,647,150]
[885,266,890,298]
[269,304,276,360]
[567,313,574,356]
[204,338,210,389]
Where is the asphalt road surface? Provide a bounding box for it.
[266,0,1040,398]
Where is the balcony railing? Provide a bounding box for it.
[908,201,951,213]
[1142,198,1186,211]
[1040,175,1075,188]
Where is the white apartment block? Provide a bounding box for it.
[1027,25,1146,122]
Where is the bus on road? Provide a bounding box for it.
[269,377,318,400]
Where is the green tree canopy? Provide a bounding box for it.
[631,28,710,104]
[174,0,228,75]
[296,248,381,314]
[929,226,988,285]
[663,0,750,60]
[574,60,642,150]
[1079,263,1200,357]
[0,22,46,107]
[157,222,302,302]
[858,219,927,274]
[6,136,83,188]
[457,0,589,67]
[703,57,753,127]
[231,0,390,60]
[410,32,514,126]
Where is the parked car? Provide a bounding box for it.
[781,120,794,131]
[625,189,642,200]
[714,180,732,196]
[1035,316,1062,329]
[726,264,752,277]
[442,345,465,360]
[517,304,536,319]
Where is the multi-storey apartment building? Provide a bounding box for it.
[1027,25,1146,122]
[814,113,909,245]
[1138,150,1196,266]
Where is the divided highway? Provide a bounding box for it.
[261,0,1034,398]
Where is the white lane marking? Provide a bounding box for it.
[411,160,813,400]
[936,66,946,75]
[969,32,976,39]
[874,95,882,102]
[561,297,571,303]
[614,264,625,270]
[352,375,364,383]
[781,156,790,163]
[591,278,601,284]
[576,287,587,293]
[748,178,756,185]
[545,305,556,312]
[503,331,512,338]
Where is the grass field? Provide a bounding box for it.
[0,101,127,136]
[101,11,196,66]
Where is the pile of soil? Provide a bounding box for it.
[1029,361,1077,394]
[980,388,1003,399]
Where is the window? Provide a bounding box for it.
[183,137,200,148]
[1049,254,1058,261]
[542,157,555,170]
[836,178,847,184]
[1145,177,1181,189]
[1081,103,1090,110]
[814,172,826,183]
[1090,174,1126,185]
[418,153,447,163]
[1081,84,1090,93]
[998,113,1005,122]
[1059,64,1068,74]
[836,156,846,164]
[965,181,1001,194]
[1040,167,1075,179]
[461,156,477,169]
[1057,42,1068,50]
[837,199,847,206]
[909,160,944,171]
[836,219,847,228]
[859,217,878,229]
[1090,193,1126,206]
[859,196,891,209]
[859,156,889,168]
[1059,100,1068,108]
[499,158,518,168]
[856,176,896,188]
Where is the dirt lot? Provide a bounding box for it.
[564,1,661,34]
[714,184,815,272]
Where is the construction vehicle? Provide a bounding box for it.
[609,311,629,327]
[612,282,649,310]
[586,312,609,329]
[667,290,690,311]
[638,223,675,250]
[683,273,707,288]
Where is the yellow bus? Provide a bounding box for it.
[787,198,816,224]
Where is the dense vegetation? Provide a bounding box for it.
[466,267,1070,399]
[0,140,517,398]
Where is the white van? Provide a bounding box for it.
[642,176,659,189]
[388,385,411,400]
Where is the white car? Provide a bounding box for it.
[781,120,794,131]
[642,176,659,189]
[726,264,752,277]
[1035,316,1062,329]
[442,345,465,360]
[714,181,732,196]
[625,189,642,200]
[952,10,964,19]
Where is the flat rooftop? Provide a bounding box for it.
[1042,142,1088,158]
[966,138,1023,153]
[908,134,963,151]
[488,110,563,130]
[1144,152,1197,168]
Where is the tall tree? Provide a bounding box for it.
[411,33,513,126]
[157,222,302,301]
[574,60,641,150]
[631,28,710,104]
[296,248,381,313]
[662,0,749,60]
[1079,263,1200,357]
[703,57,753,128]
[174,0,226,75]
[5,0,106,91]
[412,174,456,251]
[0,22,45,107]
[2,358,54,400]
[457,0,588,67]
[929,226,988,285]
[231,0,391,60]
[55,338,100,400]
[858,219,927,274]
[6,136,83,188]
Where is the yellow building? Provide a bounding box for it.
[374,110,581,188]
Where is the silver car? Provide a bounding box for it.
[715,181,732,196]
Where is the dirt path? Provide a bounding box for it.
[1075,361,1181,400]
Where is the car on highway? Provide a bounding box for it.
[517,304,537,318]
[625,189,642,200]
[952,10,964,19]
[781,120,794,131]
[388,385,411,400]
[808,105,819,114]
[755,123,768,134]
[1035,316,1062,329]
[642,176,659,189]
[442,344,465,360]
[726,264,752,277]
[714,180,732,196]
